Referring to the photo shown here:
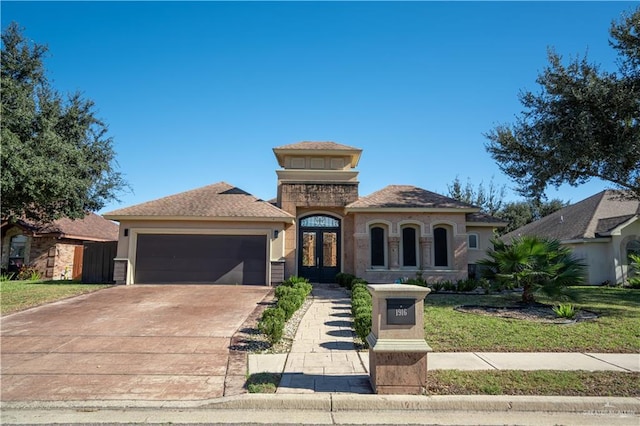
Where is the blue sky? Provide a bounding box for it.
[2,1,634,213]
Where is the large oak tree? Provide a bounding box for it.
[1,23,127,223]
[485,8,640,200]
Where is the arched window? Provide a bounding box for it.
[370,226,386,267]
[627,240,640,264]
[401,226,418,267]
[434,227,448,267]
[8,234,27,272]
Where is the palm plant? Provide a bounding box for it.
[478,236,585,304]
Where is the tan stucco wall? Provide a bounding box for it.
[351,212,470,283]
[613,220,640,284]
[564,219,639,285]
[568,241,613,285]
[113,219,287,285]
[466,226,497,264]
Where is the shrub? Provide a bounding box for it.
[17,265,40,281]
[457,278,479,293]
[349,278,368,290]
[292,280,312,297]
[336,272,356,288]
[430,281,444,293]
[442,280,456,292]
[350,280,372,343]
[260,276,312,344]
[276,296,299,321]
[553,303,576,319]
[258,307,286,344]
[274,285,293,299]
[353,311,372,342]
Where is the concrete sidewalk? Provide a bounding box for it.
[248,283,640,393]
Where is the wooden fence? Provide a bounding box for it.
[81,241,117,284]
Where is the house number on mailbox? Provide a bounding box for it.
[386,298,416,325]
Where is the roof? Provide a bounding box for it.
[272,141,362,168]
[347,185,479,210]
[274,141,360,151]
[103,182,294,222]
[4,213,119,242]
[466,211,509,226]
[502,190,640,241]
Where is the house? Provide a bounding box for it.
[1,213,120,280]
[103,142,506,285]
[501,190,640,285]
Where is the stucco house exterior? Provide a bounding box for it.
[104,142,506,285]
[502,190,640,285]
[1,213,119,280]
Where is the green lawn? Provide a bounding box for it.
[424,287,640,352]
[0,280,113,315]
[427,370,639,396]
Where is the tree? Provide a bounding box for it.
[1,23,126,223]
[446,176,507,216]
[496,198,567,235]
[478,236,586,304]
[446,176,566,233]
[485,7,640,200]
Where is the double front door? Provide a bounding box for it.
[298,215,340,283]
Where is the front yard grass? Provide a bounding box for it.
[424,286,640,352]
[0,280,113,315]
[427,370,640,396]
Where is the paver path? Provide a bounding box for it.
[277,283,372,394]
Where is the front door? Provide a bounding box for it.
[298,215,340,283]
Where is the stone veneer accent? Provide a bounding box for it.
[28,238,81,279]
[278,182,359,278]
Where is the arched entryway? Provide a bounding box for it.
[298,214,341,283]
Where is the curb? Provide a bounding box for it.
[3,394,639,414]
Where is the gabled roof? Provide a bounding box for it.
[273,141,362,168]
[502,190,640,241]
[3,213,119,242]
[347,185,479,211]
[103,182,294,222]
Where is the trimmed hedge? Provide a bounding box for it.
[258,276,312,344]
[351,281,372,343]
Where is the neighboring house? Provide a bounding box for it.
[104,142,506,285]
[501,190,640,285]
[1,213,120,280]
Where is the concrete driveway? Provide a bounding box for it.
[0,285,270,401]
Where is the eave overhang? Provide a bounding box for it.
[102,215,296,224]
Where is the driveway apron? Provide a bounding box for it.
[0,285,269,401]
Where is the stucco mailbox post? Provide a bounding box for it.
[366,284,432,394]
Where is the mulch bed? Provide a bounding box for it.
[455,303,599,323]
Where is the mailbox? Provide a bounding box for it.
[386,298,415,325]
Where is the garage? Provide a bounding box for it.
[134,234,267,285]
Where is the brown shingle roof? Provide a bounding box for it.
[347,185,478,210]
[466,211,508,225]
[9,213,119,241]
[103,182,294,221]
[502,190,639,241]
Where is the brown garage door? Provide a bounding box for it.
[135,234,267,285]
